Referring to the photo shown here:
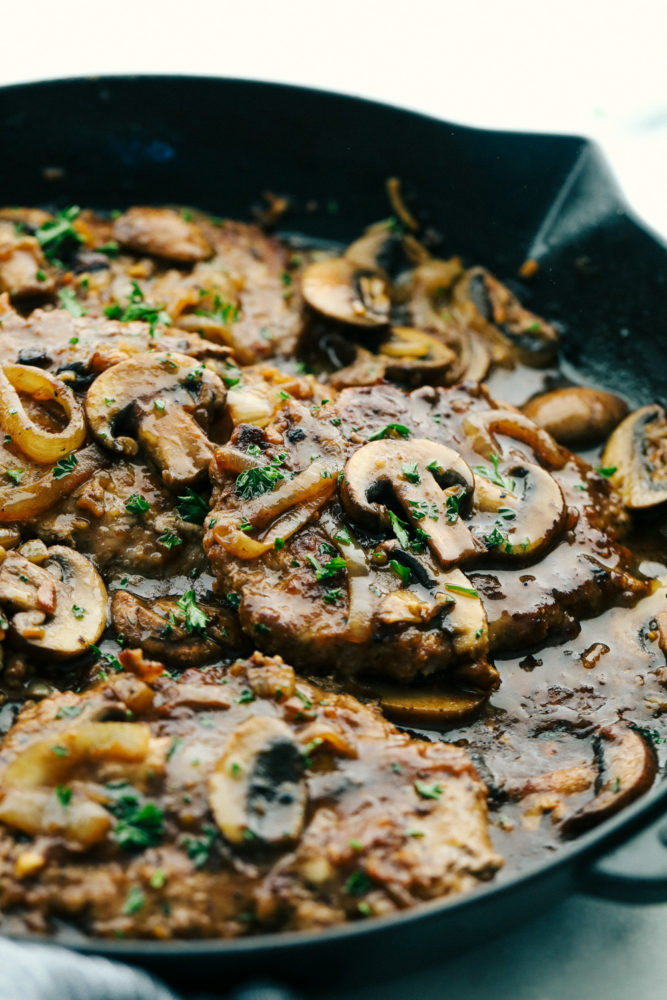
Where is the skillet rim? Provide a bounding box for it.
[0,72,666,959]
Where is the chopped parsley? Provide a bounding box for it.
[221,362,243,388]
[55,784,72,807]
[97,240,119,256]
[176,488,208,524]
[389,560,411,584]
[108,792,164,850]
[57,286,87,317]
[194,300,239,326]
[122,885,146,915]
[306,554,347,580]
[235,452,287,500]
[51,745,68,757]
[236,689,255,704]
[226,591,241,610]
[414,780,443,800]
[333,527,351,545]
[150,868,166,889]
[368,423,410,441]
[445,583,478,598]
[52,453,78,480]
[55,704,83,720]
[5,468,23,484]
[596,466,617,478]
[445,494,460,523]
[104,281,171,336]
[401,462,420,484]
[125,493,150,516]
[473,453,515,493]
[35,206,83,264]
[388,510,411,549]
[175,590,209,634]
[184,826,218,868]
[71,604,86,620]
[344,870,372,895]
[323,587,344,604]
[158,530,182,549]
[484,526,507,549]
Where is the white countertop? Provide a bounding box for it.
[1,2,666,997]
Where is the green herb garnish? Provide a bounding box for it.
[368,423,410,441]
[58,286,87,317]
[125,493,150,515]
[52,453,78,480]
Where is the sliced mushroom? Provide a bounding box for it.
[601,404,667,508]
[462,408,567,470]
[522,387,628,448]
[328,326,456,389]
[561,724,657,837]
[209,716,306,846]
[301,257,390,327]
[0,545,107,658]
[85,352,226,488]
[112,206,212,262]
[472,462,566,559]
[341,438,476,567]
[356,678,487,725]
[111,591,249,667]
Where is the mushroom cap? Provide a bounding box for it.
[84,351,226,456]
[301,257,391,328]
[208,716,306,846]
[522,387,628,449]
[355,678,487,726]
[0,545,108,659]
[341,437,477,567]
[561,724,657,837]
[601,404,667,509]
[471,462,566,561]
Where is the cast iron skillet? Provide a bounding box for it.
[1,76,667,994]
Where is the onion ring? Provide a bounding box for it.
[0,364,86,464]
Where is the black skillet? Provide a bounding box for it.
[1,76,667,995]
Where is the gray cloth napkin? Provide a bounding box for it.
[0,938,300,1000]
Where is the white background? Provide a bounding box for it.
[2,2,667,997]
[3,0,667,241]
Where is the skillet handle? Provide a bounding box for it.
[583,811,667,903]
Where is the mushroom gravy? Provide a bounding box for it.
[0,200,664,938]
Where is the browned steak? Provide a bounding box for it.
[0,651,500,939]
[205,383,645,683]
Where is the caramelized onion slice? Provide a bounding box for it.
[0,444,108,523]
[462,408,567,470]
[0,364,86,463]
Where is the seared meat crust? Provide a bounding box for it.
[205,383,645,681]
[0,652,500,939]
